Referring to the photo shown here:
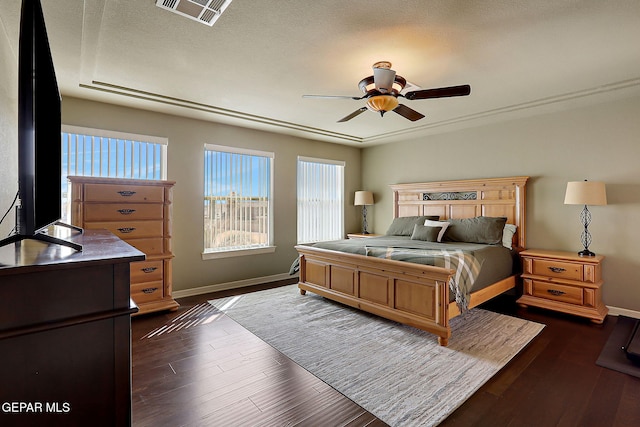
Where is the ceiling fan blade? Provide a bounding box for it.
[393,104,425,121]
[303,94,363,100]
[403,84,471,100]
[337,107,367,122]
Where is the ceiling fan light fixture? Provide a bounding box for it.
[358,75,406,95]
[365,95,399,115]
[373,67,396,93]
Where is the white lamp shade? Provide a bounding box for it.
[564,181,607,206]
[354,191,374,206]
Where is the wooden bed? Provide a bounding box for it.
[295,176,529,346]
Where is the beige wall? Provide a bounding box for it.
[362,94,640,312]
[0,25,18,239]
[61,97,363,292]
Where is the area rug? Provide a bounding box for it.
[209,285,544,427]
[596,315,640,378]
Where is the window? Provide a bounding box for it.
[297,156,344,243]
[203,144,274,258]
[61,125,167,222]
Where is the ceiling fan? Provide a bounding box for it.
[303,61,471,122]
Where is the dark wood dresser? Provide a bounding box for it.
[0,229,144,426]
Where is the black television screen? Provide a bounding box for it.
[0,0,81,251]
[18,0,61,235]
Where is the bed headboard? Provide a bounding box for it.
[389,176,529,250]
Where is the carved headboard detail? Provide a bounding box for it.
[390,176,529,250]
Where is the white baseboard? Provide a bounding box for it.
[172,272,299,299]
[607,305,640,319]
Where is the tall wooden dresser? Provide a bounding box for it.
[69,176,179,315]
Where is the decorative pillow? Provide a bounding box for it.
[502,224,517,249]
[385,216,439,236]
[410,224,442,242]
[442,216,507,245]
[424,219,450,242]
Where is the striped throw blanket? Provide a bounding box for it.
[364,246,482,313]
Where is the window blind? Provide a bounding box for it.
[297,157,344,244]
[204,144,273,253]
[60,126,167,222]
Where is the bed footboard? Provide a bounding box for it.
[295,245,455,346]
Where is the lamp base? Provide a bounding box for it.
[578,249,596,257]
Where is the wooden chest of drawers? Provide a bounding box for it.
[517,249,608,323]
[69,176,179,315]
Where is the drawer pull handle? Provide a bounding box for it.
[142,287,158,294]
[117,209,136,215]
[117,190,136,197]
[117,227,136,234]
[142,267,158,273]
[548,267,566,273]
[547,289,566,296]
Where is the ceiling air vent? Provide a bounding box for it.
[155,0,232,26]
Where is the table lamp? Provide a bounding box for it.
[354,191,374,234]
[564,180,607,256]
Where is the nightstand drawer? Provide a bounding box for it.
[530,280,583,305]
[529,259,582,281]
[518,249,607,324]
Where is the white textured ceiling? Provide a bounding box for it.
[2,0,640,146]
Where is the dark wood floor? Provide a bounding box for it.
[131,281,640,426]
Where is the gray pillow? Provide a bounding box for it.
[410,224,442,242]
[385,216,440,236]
[443,216,507,245]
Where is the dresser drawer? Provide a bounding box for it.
[85,220,164,239]
[529,258,582,281]
[131,281,164,304]
[530,280,583,305]
[83,184,164,203]
[130,260,164,284]
[125,238,165,255]
[83,203,164,221]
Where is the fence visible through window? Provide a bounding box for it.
[204,144,273,254]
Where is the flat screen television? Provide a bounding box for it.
[0,0,81,251]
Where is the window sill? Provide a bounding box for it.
[202,246,276,260]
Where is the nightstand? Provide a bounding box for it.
[346,233,383,239]
[517,249,608,323]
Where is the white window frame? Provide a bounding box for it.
[297,156,345,244]
[202,144,275,260]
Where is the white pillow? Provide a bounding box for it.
[424,219,450,242]
[502,224,517,249]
